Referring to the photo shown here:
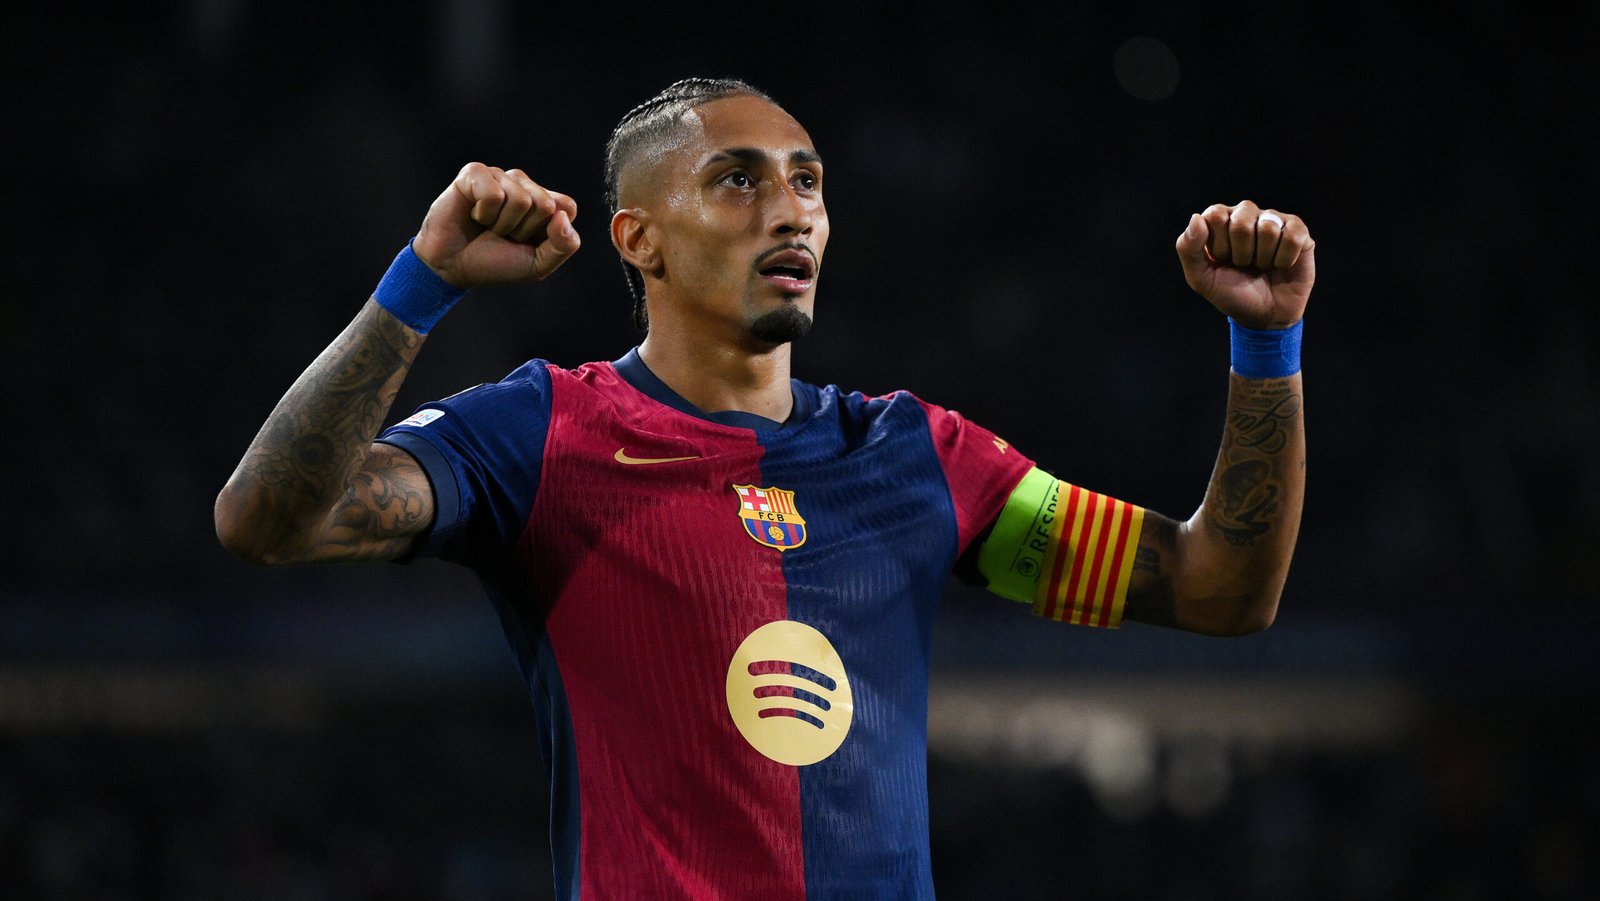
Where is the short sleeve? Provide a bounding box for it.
[375,359,555,564]
[911,397,1037,557]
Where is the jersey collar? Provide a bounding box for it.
[611,347,811,432]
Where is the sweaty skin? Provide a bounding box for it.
[611,94,829,424]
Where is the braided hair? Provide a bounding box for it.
[604,77,777,333]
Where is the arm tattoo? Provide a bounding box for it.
[1205,375,1302,547]
[1124,514,1179,627]
[1122,372,1304,632]
[234,303,429,559]
[1133,546,1161,574]
[322,444,434,560]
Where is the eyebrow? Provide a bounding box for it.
[704,147,824,168]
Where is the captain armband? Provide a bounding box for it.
[976,468,1145,629]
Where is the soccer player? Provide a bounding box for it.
[215,77,1311,899]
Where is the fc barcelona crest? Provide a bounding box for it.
[732,484,808,551]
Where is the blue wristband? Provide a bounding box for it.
[1229,318,1303,378]
[372,240,468,334]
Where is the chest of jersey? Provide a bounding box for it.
[525,391,960,601]
[516,381,956,898]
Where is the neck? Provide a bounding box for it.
[637,326,794,422]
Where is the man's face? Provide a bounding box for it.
[644,94,828,345]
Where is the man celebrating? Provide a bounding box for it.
[216,77,1311,899]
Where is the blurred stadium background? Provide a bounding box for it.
[3,1,1596,897]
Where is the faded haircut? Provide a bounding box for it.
[604,77,778,333]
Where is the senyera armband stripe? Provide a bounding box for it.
[976,467,1145,628]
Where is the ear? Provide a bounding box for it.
[611,208,660,276]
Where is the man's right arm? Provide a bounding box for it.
[214,163,580,565]
[214,302,434,564]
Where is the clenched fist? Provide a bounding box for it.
[1175,200,1314,330]
[413,163,581,290]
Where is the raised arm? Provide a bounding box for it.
[214,164,580,565]
[1124,201,1313,635]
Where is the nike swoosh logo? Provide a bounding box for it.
[614,448,701,465]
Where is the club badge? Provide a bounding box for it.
[732,484,808,551]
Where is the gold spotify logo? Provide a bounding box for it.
[725,621,854,766]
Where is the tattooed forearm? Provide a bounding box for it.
[1213,462,1277,545]
[244,305,418,503]
[1224,391,1301,454]
[217,302,431,563]
[1205,375,1302,546]
[1121,371,1304,634]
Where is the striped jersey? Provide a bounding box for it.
[378,349,1038,899]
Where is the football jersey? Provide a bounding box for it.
[377,349,1034,899]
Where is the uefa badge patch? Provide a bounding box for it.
[732,484,808,551]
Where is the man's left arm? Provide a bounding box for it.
[1124,201,1313,635]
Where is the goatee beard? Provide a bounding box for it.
[750,305,813,344]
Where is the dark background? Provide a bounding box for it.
[4,1,1597,898]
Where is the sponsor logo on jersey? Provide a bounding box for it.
[732,484,807,551]
[725,621,854,766]
[397,409,445,428]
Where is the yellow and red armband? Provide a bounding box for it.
[976,468,1145,628]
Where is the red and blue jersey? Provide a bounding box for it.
[378,349,1034,899]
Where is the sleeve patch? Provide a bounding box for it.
[977,468,1145,629]
[397,409,445,428]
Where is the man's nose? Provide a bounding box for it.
[767,181,818,236]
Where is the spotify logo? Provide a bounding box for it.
[725,621,854,766]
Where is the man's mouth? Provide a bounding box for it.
[757,248,817,294]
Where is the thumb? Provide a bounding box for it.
[531,209,581,278]
[1296,238,1316,278]
[1174,213,1215,293]
[1174,214,1210,269]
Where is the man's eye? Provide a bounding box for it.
[793,172,817,191]
[723,172,753,188]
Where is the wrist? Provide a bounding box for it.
[373,239,468,334]
[1229,317,1302,378]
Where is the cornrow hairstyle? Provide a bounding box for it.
[604,77,777,333]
